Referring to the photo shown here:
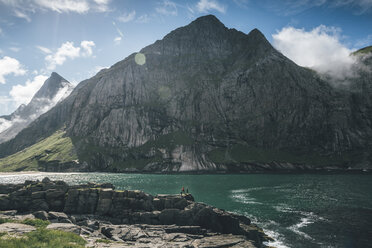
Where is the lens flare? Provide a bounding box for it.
[135,53,146,65]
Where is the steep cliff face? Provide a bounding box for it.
[0,72,73,144]
[0,15,371,172]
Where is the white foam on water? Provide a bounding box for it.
[263,228,291,248]
[273,204,294,213]
[230,187,268,205]
[237,211,290,248]
[288,217,315,240]
[230,193,263,205]
[231,187,268,193]
[231,185,283,194]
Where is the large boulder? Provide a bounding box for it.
[76,189,99,214]
[159,209,181,225]
[64,189,79,213]
[95,189,114,215]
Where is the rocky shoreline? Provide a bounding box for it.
[36,159,372,173]
[0,177,271,247]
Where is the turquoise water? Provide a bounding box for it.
[1,173,371,248]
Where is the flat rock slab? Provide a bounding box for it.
[0,223,36,234]
[46,223,81,235]
[192,234,256,248]
[98,224,256,248]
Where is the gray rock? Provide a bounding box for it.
[0,223,36,234]
[159,209,181,225]
[46,223,81,235]
[96,189,114,215]
[33,210,48,220]
[48,211,69,220]
[192,234,256,248]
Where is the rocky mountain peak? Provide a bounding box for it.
[142,14,274,63]
[189,14,226,29]
[33,72,71,100]
[247,28,267,42]
[0,72,73,144]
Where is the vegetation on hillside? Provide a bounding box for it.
[352,46,372,55]
[0,130,77,172]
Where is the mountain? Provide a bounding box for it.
[0,15,371,172]
[353,46,372,55]
[0,72,74,144]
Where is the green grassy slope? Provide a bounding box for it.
[0,130,77,172]
[352,46,372,55]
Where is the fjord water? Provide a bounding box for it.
[1,173,371,248]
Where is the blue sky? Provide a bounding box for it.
[0,0,371,115]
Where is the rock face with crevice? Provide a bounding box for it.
[0,178,270,247]
[1,15,371,172]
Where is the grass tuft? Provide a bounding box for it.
[0,229,86,248]
[21,219,50,228]
[95,238,112,243]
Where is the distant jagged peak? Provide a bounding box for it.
[0,72,74,144]
[13,104,26,115]
[33,72,73,100]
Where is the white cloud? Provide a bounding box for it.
[14,9,31,22]
[45,42,80,70]
[9,47,20,52]
[117,10,136,23]
[0,56,27,84]
[196,0,226,13]
[93,0,109,4]
[9,74,48,106]
[34,0,90,13]
[80,40,95,56]
[272,25,357,79]
[0,0,111,22]
[0,117,13,133]
[114,36,122,45]
[156,1,178,16]
[36,45,52,54]
[45,40,95,70]
[92,0,110,12]
[136,14,150,23]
